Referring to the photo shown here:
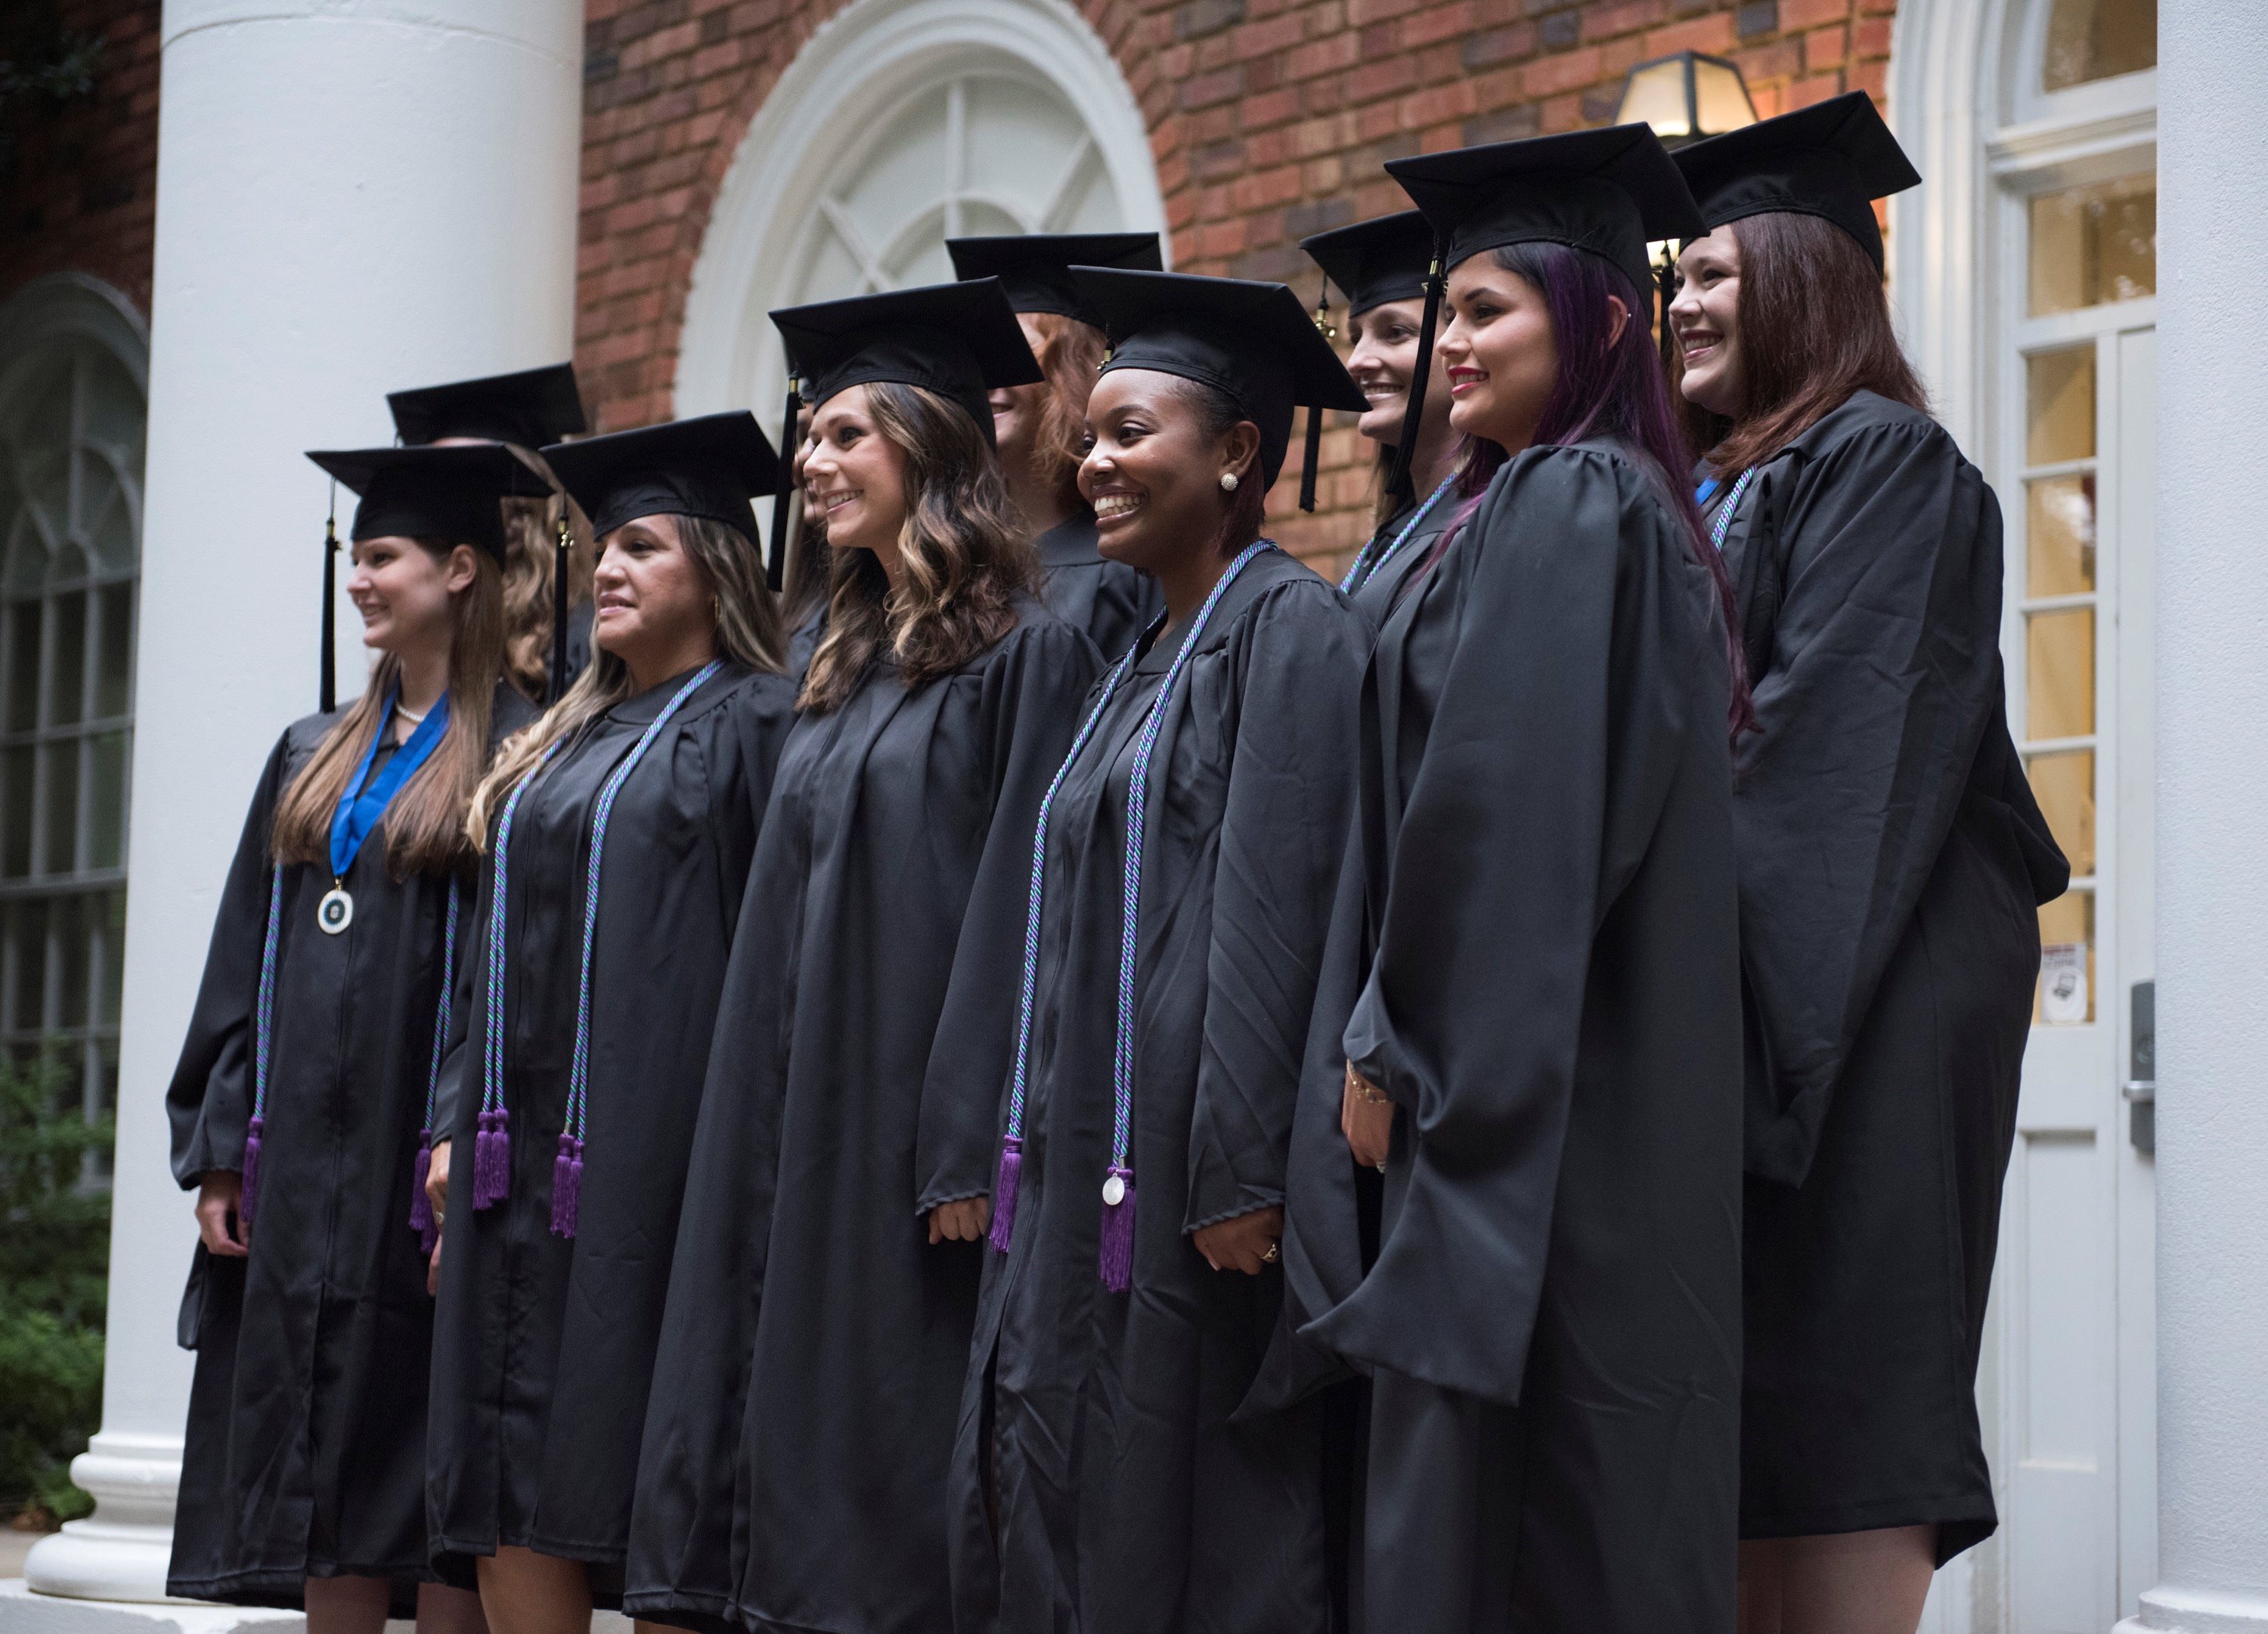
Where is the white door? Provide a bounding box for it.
[1985,9,2161,1618]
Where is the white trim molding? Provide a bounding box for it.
[674,0,1167,434]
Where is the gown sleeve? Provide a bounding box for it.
[166,732,293,1188]
[1734,419,2015,1187]
[915,617,1104,1214]
[711,676,799,942]
[1184,588,1366,1230]
[428,865,487,1149]
[1300,447,1714,1406]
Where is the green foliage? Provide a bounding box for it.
[0,1054,110,1525]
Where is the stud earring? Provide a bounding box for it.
[1219,471,1239,493]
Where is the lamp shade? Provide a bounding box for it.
[1615,51,1758,147]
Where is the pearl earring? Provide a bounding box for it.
[1219,471,1239,493]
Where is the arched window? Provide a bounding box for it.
[676,0,1167,479]
[0,275,147,1125]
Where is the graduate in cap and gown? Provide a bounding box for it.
[1668,94,2068,1626]
[166,444,548,1628]
[1272,125,1751,1634]
[622,280,1099,1634]
[389,364,593,704]
[420,412,795,1629]
[1300,212,1464,620]
[942,267,1371,1634]
[947,233,1166,658]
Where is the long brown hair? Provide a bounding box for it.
[272,543,508,878]
[467,512,785,846]
[1679,211,1930,475]
[799,382,1034,713]
[1024,310,1109,519]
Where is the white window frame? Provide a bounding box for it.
[0,272,148,1132]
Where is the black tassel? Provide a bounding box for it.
[1299,404,1324,513]
[767,385,801,594]
[1385,236,1447,505]
[549,509,572,704]
[1656,246,1679,376]
[319,484,339,713]
[1302,282,1335,514]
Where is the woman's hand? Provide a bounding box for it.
[427,1232,444,1298]
[928,1196,992,1245]
[1341,1062,1394,1171]
[197,1171,249,1257]
[426,1139,451,1227]
[1193,1205,1284,1275]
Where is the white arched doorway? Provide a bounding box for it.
[1892,2,2158,1631]
[674,0,1167,481]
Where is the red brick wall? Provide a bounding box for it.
[0,0,161,317]
[580,0,1901,559]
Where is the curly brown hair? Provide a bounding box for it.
[799,382,1036,713]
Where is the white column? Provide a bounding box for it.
[15,0,581,1611]
[2121,3,2268,1632]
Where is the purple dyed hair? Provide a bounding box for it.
[1431,240,1753,735]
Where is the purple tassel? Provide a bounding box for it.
[473,1108,510,1210]
[1098,1165,1136,1292]
[549,1134,584,1239]
[240,1116,265,1227]
[987,1138,1024,1254]
[409,1132,437,1253]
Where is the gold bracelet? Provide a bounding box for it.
[1346,1062,1393,1106]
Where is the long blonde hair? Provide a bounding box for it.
[271,543,507,878]
[800,382,1034,713]
[466,513,785,846]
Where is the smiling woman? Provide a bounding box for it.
[420,413,797,1631]
[622,279,1100,1634]
[932,265,1371,1634]
[163,444,543,1627]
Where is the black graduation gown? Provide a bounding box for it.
[424,661,797,1598]
[1282,442,1744,1634]
[1340,486,1457,624]
[1036,514,1161,662]
[166,683,534,1609]
[1704,392,2068,1562]
[784,602,826,682]
[945,552,1365,1634]
[622,604,1099,1634]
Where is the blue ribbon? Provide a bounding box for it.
[329,687,451,881]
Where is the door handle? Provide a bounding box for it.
[2128,982,2155,1153]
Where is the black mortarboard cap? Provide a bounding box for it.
[946,233,1164,324]
[1387,124,1703,294]
[303,444,550,562]
[538,411,781,541]
[1075,268,1368,490]
[1300,211,1434,317]
[387,363,587,447]
[1673,91,1919,271]
[770,280,1043,444]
